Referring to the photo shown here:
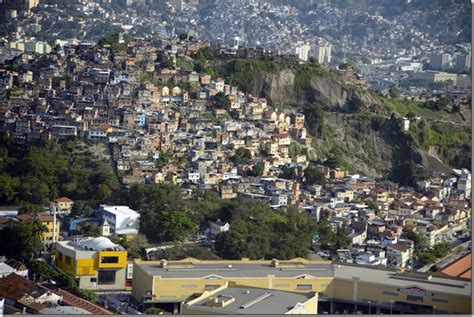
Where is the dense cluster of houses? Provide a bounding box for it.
[0,37,471,272]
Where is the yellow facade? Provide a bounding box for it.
[56,250,127,275]
[132,258,472,315]
[57,201,73,210]
[42,219,60,242]
[97,251,128,269]
[133,258,334,303]
[55,251,75,273]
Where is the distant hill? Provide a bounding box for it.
[200,53,471,177]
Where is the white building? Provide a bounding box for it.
[311,42,332,64]
[457,169,471,198]
[0,259,28,278]
[271,194,288,206]
[386,243,413,268]
[294,42,311,62]
[209,219,230,236]
[414,70,457,84]
[187,170,201,184]
[100,205,140,236]
[0,262,16,278]
[355,253,387,267]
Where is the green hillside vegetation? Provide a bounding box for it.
[121,184,318,260]
[0,133,119,212]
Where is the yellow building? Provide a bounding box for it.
[132,258,471,315]
[55,237,127,290]
[17,214,60,243]
[52,197,74,212]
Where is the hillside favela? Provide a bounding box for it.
[0,0,471,315]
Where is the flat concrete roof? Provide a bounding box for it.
[136,259,471,297]
[140,262,334,279]
[187,286,313,314]
[333,265,471,297]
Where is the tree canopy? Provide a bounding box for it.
[0,136,119,209]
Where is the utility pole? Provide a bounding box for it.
[52,204,57,243]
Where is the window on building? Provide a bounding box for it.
[204,285,220,290]
[181,285,197,289]
[65,256,72,265]
[57,253,63,261]
[98,270,116,285]
[432,298,448,303]
[297,284,312,290]
[90,278,97,283]
[383,291,399,296]
[406,295,423,303]
[101,256,119,264]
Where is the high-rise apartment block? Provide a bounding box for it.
[294,42,311,62]
[455,53,471,72]
[311,43,332,64]
[25,0,39,11]
[430,52,451,71]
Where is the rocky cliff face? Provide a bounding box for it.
[251,69,378,111]
[316,113,455,178]
[248,68,468,177]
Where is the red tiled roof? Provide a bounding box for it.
[42,286,113,315]
[440,252,472,279]
[0,274,28,301]
[17,214,54,223]
[54,197,73,203]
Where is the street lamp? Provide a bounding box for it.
[368,301,372,315]
[390,300,394,315]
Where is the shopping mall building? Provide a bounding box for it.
[131,257,471,314]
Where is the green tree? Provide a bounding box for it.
[0,174,19,203]
[432,242,450,258]
[365,200,379,215]
[214,92,229,108]
[95,184,112,202]
[123,234,149,259]
[84,224,101,237]
[280,165,297,180]
[215,200,316,260]
[304,164,326,186]
[419,252,437,264]
[54,269,78,291]
[303,103,325,137]
[391,160,419,187]
[435,96,452,111]
[347,96,365,113]
[156,211,196,242]
[230,148,252,165]
[326,147,346,169]
[335,222,350,249]
[314,221,336,249]
[389,85,400,98]
[405,231,428,254]
[15,220,47,257]
[30,259,54,282]
[79,289,97,302]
